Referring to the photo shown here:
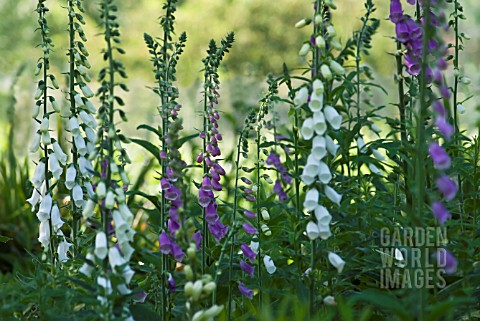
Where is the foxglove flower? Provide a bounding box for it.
[328,252,345,273]
[431,201,451,226]
[435,175,457,201]
[263,255,276,274]
[240,260,255,278]
[436,248,458,274]
[38,221,50,248]
[241,243,257,263]
[94,231,108,260]
[238,282,254,299]
[429,142,451,170]
[325,185,342,205]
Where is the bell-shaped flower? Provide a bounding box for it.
[250,241,259,254]
[79,253,94,277]
[74,134,87,156]
[78,156,93,177]
[37,193,52,222]
[159,231,172,255]
[313,111,327,135]
[303,155,319,177]
[52,142,67,166]
[369,163,381,175]
[329,60,345,76]
[119,240,135,261]
[324,106,342,130]
[320,64,332,80]
[105,190,115,209]
[261,224,272,236]
[51,204,64,232]
[38,221,50,248]
[243,222,258,235]
[301,118,314,140]
[94,231,108,259]
[72,184,84,208]
[318,223,332,240]
[312,79,324,95]
[312,136,327,160]
[325,135,339,156]
[457,104,465,114]
[27,187,41,208]
[263,255,276,274]
[372,149,385,161]
[240,260,255,278]
[241,243,257,263]
[238,282,254,300]
[306,221,320,240]
[85,182,95,199]
[81,84,94,98]
[108,247,127,271]
[325,185,342,205]
[39,117,49,133]
[29,132,41,154]
[429,142,451,170]
[49,153,62,180]
[323,295,337,306]
[85,126,96,143]
[317,161,332,184]
[436,248,458,274]
[57,239,72,262]
[32,161,46,189]
[314,205,332,225]
[69,117,81,136]
[118,203,134,225]
[357,137,366,153]
[298,43,310,56]
[261,209,270,221]
[301,173,316,185]
[431,201,451,226]
[303,188,319,211]
[328,252,345,273]
[79,110,97,129]
[113,210,128,234]
[41,131,51,145]
[308,93,323,112]
[82,199,96,219]
[436,175,458,201]
[65,165,76,190]
[315,35,326,49]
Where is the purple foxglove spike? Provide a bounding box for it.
[206,144,215,154]
[425,67,433,84]
[159,231,172,255]
[196,152,204,163]
[198,188,212,208]
[199,131,206,139]
[168,274,176,292]
[405,54,421,76]
[238,282,253,299]
[437,58,448,70]
[192,231,202,250]
[244,210,257,219]
[406,18,422,40]
[168,218,180,234]
[436,175,458,201]
[240,260,255,278]
[389,0,403,23]
[213,111,220,120]
[202,176,213,191]
[245,195,256,202]
[160,151,168,159]
[282,172,292,184]
[215,133,222,141]
[436,248,457,274]
[165,187,180,201]
[213,163,226,176]
[210,136,217,144]
[205,203,219,224]
[431,201,452,225]
[395,21,410,43]
[243,222,258,235]
[161,178,171,191]
[211,178,223,191]
[209,220,228,241]
[433,100,446,117]
[205,156,213,167]
[210,168,221,181]
[440,84,451,99]
[429,142,451,170]
[241,243,257,263]
[171,241,185,262]
[273,180,283,194]
[435,116,454,140]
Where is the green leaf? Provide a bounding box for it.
[0,235,12,243]
[130,138,161,163]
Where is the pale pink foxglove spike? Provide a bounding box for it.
[303,188,319,211]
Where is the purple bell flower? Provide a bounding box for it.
[429,142,451,170]
[240,260,255,278]
[171,241,185,262]
[244,210,257,219]
[435,116,454,140]
[159,231,172,255]
[243,222,258,235]
[436,248,458,274]
[209,219,228,242]
[238,282,254,299]
[192,231,202,250]
[241,243,257,263]
[431,201,451,226]
[435,175,457,201]
[205,202,219,224]
[389,0,403,23]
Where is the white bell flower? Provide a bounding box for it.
[303,188,319,211]
[38,221,50,248]
[325,135,339,156]
[65,165,76,190]
[69,117,81,136]
[312,79,324,95]
[105,190,115,209]
[318,223,332,240]
[301,118,315,140]
[74,134,87,156]
[324,105,342,130]
[320,64,332,80]
[313,111,327,135]
[49,153,63,180]
[294,87,309,107]
[27,187,41,208]
[72,184,84,208]
[325,185,342,205]
[263,255,276,274]
[94,231,108,260]
[113,210,128,234]
[372,149,385,161]
[85,126,96,143]
[329,60,345,76]
[323,295,336,306]
[79,110,97,129]
[311,136,327,160]
[314,205,332,225]
[306,221,320,240]
[79,253,94,277]
[328,252,345,273]
[52,142,67,165]
[308,93,323,112]
[50,204,64,232]
[82,199,96,219]
[32,161,46,189]
[29,132,41,153]
[78,156,93,177]
[317,161,332,184]
[301,174,316,185]
[37,193,52,222]
[57,239,72,262]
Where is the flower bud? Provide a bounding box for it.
[326,25,336,37]
[315,35,326,49]
[29,132,41,153]
[457,104,465,114]
[299,43,311,56]
[261,209,270,221]
[261,224,271,236]
[329,60,345,76]
[264,255,276,274]
[81,85,94,98]
[105,190,115,209]
[184,265,194,281]
[320,64,332,80]
[295,18,311,29]
[192,280,203,302]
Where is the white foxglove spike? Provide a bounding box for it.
[312,79,324,95]
[318,223,332,240]
[51,204,64,232]
[49,153,63,180]
[303,188,319,211]
[314,205,332,225]
[72,184,84,208]
[37,194,52,222]
[324,106,342,130]
[328,252,345,273]
[74,134,87,156]
[57,239,72,262]
[311,136,327,160]
[325,135,339,156]
[294,87,309,107]
[313,111,327,135]
[52,142,67,165]
[306,221,320,240]
[308,93,323,112]
[65,165,76,190]
[325,185,342,205]
[38,221,50,248]
[32,161,46,189]
[69,117,81,136]
[94,232,108,260]
[29,132,41,153]
[301,118,314,140]
[263,255,276,274]
[317,161,332,184]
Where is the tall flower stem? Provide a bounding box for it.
[255,128,263,309]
